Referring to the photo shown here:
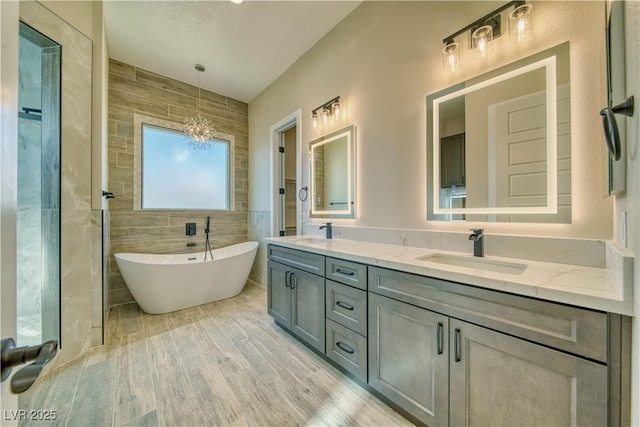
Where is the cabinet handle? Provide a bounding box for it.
[285,271,290,288]
[290,273,296,289]
[336,341,355,354]
[335,301,355,311]
[454,328,461,362]
[335,268,354,276]
[437,322,443,355]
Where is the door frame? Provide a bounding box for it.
[0,0,20,419]
[269,109,302,237]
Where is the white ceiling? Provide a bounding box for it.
[104,1,361,103]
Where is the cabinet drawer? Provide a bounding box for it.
[268,245,325,276]
[326,280,367,336]
[326,257,367,290]
[369,266,608,363]
[326,319,367,382]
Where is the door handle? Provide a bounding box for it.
[290,273,296,290]
[101,190,115,199]
[335,268,354,276]
[1,338,58,393]
[285,271,290,288]
[454,328,461,362]
[336,341,355,354]
[437,322,444,355]
[335,301,355,311]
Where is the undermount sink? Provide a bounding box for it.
[293,237,327,244]
[416,253,527,275]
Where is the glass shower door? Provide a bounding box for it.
[16,22,61,347]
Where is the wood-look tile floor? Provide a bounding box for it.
[19,282,413,427]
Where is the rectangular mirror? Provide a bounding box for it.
[427,43,571,223]
[309,124,356,219]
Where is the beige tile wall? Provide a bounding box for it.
[108,59,249,306]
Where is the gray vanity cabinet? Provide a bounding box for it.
[267,259,325,353]
[368,293,450,427]
[267,245,623,427]
[449,319,608,426]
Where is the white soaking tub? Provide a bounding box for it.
[115,241,258,314]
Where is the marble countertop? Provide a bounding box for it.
[264,236,634,316]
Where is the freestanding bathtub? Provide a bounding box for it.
[115,241,258,314]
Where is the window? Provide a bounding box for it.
[141,123,231,210]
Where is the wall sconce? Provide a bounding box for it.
[311,96,342,129]
[441,1,533,73]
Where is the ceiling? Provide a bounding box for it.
[104,1,362,103]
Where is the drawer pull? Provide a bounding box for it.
[336,341,355,354]
[454,328,461,362]
[335,268,355,276]
[335,301,355,311]
[437,322,443,355]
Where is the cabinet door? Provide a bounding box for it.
[368,293,449,426]
[440,133,465,187]
[450,319,608,427]
[290,268,325,353]
[267,261,291,327]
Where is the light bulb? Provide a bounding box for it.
[321,107,331,125]
[472,25,494,59]
[332,101,342,120]
[441,42,460,73]
[509,4,533,43]
[311,112,318,129]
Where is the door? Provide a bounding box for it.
[290,268,325,352]
[449,319,608,427]
[277,125,298,237]
[267,261,291,327]
[491,85,570,222]
[270,111,301,238]
[1,0,20,419]
[368,293,449,426]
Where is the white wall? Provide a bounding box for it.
[249,1,612,239]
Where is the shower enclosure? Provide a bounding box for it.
[16,22,61,347]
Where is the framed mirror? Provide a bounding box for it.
[427,42,571,223]
[309,124,356,219]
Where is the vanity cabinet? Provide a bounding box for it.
[267,243,626,427]
[267,248,326,353]
[267,245,369,381]
[368,266,613,427]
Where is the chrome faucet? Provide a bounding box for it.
[319,222,333,239]
[468,229,484,257]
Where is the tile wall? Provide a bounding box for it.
[107,60,249,306]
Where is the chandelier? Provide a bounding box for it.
[183,64,215,149]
